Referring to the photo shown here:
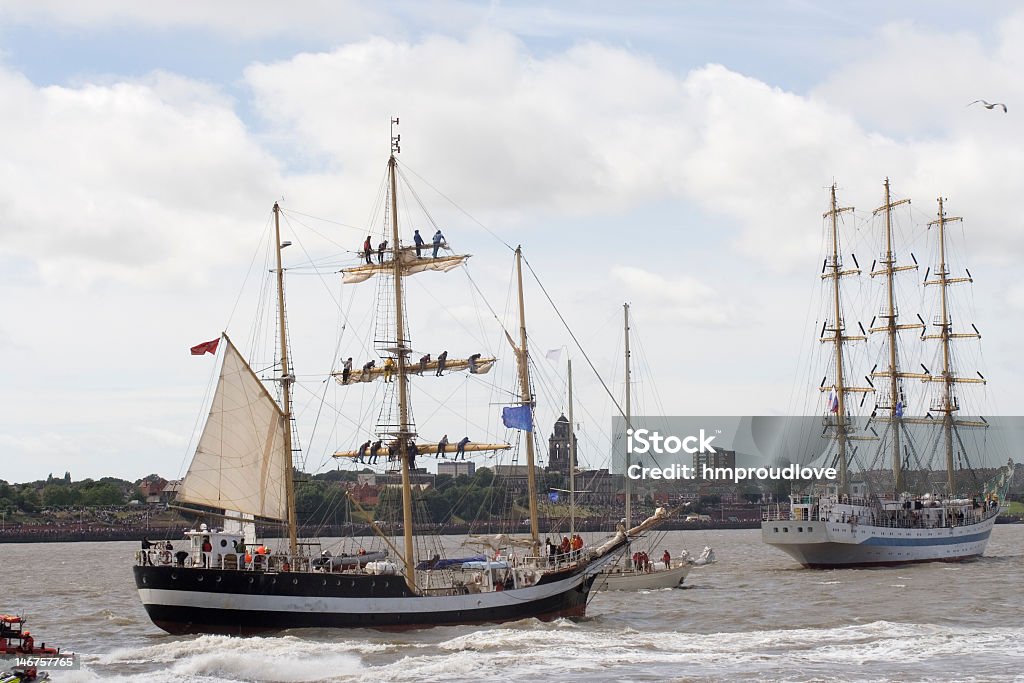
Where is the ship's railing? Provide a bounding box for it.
[762,504,791,521]
[758,495,1001,529]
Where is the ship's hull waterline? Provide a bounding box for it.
[761,514,996,568]
[134,558,614,635]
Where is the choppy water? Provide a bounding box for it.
[3,526,1024,682]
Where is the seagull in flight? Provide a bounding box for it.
[968,99,1008,112]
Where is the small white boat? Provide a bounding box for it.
[596,546,714,591]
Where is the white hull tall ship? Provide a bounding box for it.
[763,181,1013,569]
[133,122,643,634]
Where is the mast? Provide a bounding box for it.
[514,246,540,547]
[272,202,298,556]
[923,197,983,495]
[623,303,632,528]
[821,185,872,494]
[568,359,576,537]
[826,186,852,493]
[937,199,956,495]
[868,178,919,494]
[388,122,416,590]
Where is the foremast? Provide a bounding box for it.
[272,202,299,556]
[923,197,985,496]
[821,185,872,493]
[868,179,923,494]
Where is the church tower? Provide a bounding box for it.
[546,414,574,475]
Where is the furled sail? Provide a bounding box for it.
[176,335,290,522]
[341,251,469,284]
[333,356,496,385]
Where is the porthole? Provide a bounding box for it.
[197,575,204,582]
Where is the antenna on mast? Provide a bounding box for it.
[391,117,401,154]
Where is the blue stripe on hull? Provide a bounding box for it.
[861,529,991,546]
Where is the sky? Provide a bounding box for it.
[2,1,1024,484]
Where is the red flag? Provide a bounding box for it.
[190,338,220,356]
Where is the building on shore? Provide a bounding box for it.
[437,461,476,477]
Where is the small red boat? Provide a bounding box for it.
[1,614,72,682]
[0,615,62,658]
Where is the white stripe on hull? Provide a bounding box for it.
[139,568,588,615]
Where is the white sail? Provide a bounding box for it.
[341,253,468,284]
[176,336,290,521]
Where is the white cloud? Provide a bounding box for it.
[0,68,282,288]
[610,265,737,327]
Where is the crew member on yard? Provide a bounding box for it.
[363,236,373,264]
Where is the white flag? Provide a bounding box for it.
[545,348,563,363]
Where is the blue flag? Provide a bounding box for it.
[549,491,560,503]
[502,405,534,432]
[896,401,904,418]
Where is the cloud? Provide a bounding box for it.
[0,68,282,288]
[610,265,737,327]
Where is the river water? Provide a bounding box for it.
[3,526,1023,682]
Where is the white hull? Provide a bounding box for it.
[596,562,691,590]
[761,514,996,567]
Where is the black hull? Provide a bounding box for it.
[134,564,598,635]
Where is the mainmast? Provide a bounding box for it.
[514,246,540,547]
[623,303,632,529]
[923,197,984,496]
[868,179,921,494]
[821,185,870,494]
[272,202,299,556]
[387,120,417,590]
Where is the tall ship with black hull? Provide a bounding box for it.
[133,123,644,634]
[762,181,1012,568]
